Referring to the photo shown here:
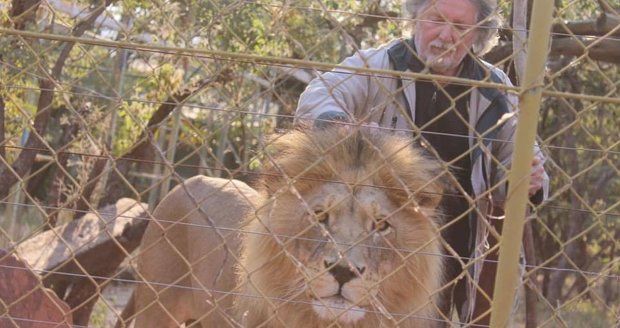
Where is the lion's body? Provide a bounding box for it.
[122,129,445,328]
[127,176,261,327]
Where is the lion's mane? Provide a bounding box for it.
[235,128,445,328]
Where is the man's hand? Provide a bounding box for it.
[529,156,545,196]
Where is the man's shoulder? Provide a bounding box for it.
[345,39,403,69]
[357,39,402,55]
[464,57,516,105]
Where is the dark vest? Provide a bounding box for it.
[386,39,513,255]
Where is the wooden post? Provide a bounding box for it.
[489,0,555,327]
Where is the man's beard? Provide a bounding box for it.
[414,35,459,74]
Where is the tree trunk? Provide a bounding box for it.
[9,0,42,30]
[45,106,87,228]
[0,0,118,200]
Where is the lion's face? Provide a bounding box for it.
[259,180,440,325]
[238,129,443,327]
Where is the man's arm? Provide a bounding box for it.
[295,47,384,128]
[491,69,550,207]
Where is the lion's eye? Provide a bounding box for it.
[314,210,329,225]
[372,217,391,234]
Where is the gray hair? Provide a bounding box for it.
[403,0,502,55]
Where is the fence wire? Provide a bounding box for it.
[0,0,618,327]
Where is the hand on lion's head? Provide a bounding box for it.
[237,128,445,328]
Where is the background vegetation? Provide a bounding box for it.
[0,0,617,326]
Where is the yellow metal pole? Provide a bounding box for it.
[489,1,555,327]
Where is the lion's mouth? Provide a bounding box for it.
[310,295,366,324]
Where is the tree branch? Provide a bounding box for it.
[552,13,620,37]
[485,37,620,64]
[550,37,620,63]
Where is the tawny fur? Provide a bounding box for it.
[236,128,445,328]
[120,177,261,328]
[121,128,445,328]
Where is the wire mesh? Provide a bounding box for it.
[0,0,618,327]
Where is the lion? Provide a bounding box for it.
[116,175,259,328]
[119,128,445,328]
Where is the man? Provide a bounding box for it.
[295,0,549,325]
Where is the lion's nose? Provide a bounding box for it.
[324,261,365,287]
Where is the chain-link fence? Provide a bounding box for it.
[0,0,618,327]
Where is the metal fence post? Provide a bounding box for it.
[489,1,556,327]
